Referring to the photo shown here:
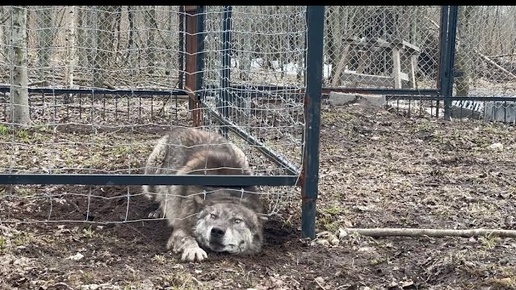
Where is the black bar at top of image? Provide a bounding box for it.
[0,174,299,186]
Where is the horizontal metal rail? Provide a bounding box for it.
[0,87,189,96]
[205,84,441,97]
[321,87,440,96]
[386,95,516,102]
[0,174,299,186]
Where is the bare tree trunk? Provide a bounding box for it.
[126,6,135,62]
[93,6,118,88]
[76,7,88,68]
[114,6,122,56]
[36,6,53,81]
[10,6,30,126]
[238,9,252,82]
[260,6,273,71]
[410,7,424,45]
[64,6,76,103]
[294,8,304,81]
[456,6,474,97]
[0,7,6,63]
[329,7,351,85]
[325,7,338,82]
[144,6,157,74]
[166,6,175,78]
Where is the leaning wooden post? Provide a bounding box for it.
[184,6,203,127]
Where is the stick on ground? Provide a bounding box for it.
[342,228,516,238]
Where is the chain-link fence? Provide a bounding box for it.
[324,6,441,90]
[322,6,515,124]
[451,6,516,123]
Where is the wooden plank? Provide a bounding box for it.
[351,51,371,87]
[475,49,516,81]
[400,40,421,54]
[342,72,394,87]
[409,55,418,88]
[392,47,402,89]
[185,7,202,126]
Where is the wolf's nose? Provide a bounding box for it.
[211,227,225,238]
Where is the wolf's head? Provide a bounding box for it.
[179,144,266,255]
[193,193,266,255]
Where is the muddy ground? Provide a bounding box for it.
[0,99,515,289]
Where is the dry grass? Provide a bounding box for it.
[0,100,515,289]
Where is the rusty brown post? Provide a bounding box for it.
[184,6,202,127]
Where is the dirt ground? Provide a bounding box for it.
[1,99,515,289]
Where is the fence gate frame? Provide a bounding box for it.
[5,6,504,240]
[0,6,326,240]
[181,5,326,239]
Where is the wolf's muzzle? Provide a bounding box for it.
[211,227,226,239]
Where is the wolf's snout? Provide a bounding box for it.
[211,227,225,238]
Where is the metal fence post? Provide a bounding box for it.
[302,6,324,239]
[436,6,448,118]
[440,6,459,121]
[219,6,232,138]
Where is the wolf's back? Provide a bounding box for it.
[142,127,252,197]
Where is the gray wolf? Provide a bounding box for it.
[142,127,266,262]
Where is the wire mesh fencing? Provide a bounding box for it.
[199,6,307,176]
[1,6,185,127]
[451,6,516,123]
[324,6,441,90]
[0,6,313,226]
[323,6,516,124]
[19,6,180,89]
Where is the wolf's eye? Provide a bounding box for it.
[233,218,242,224]
[210,214,218,219]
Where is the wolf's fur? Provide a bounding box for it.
[142,127,265,262]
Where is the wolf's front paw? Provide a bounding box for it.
[181,245,208,262]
